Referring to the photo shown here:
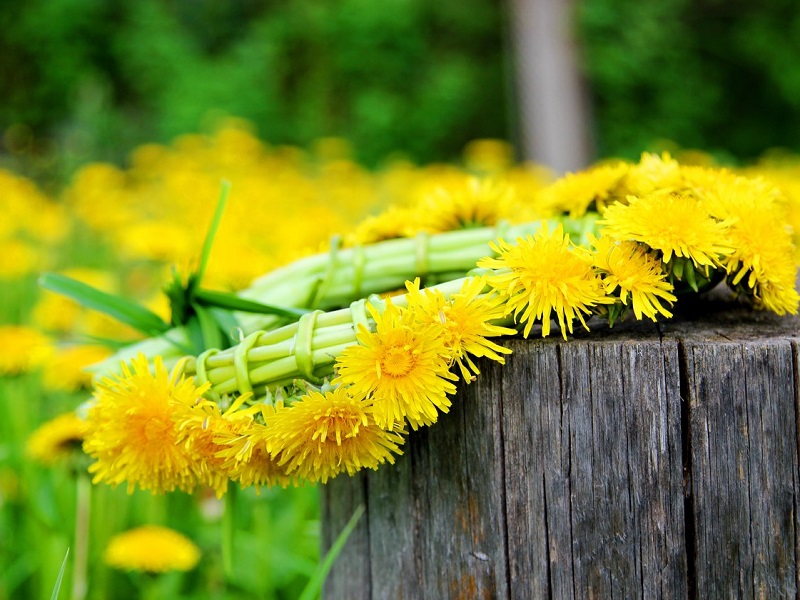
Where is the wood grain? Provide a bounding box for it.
[322,309,800,599]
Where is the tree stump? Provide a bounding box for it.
[321,296,800,599]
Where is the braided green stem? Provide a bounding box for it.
[91,215,599,380]
[183,277,474,400]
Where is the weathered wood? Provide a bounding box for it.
[321,472,370,598]
[322,303,800,599]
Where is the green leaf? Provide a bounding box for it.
[194,289,309,319]
[685,261,699,292]
[194,180,231,290]
[39,273,169,336]
[298,504,365,600]
[49,547,69,600]
[193,303,224,350]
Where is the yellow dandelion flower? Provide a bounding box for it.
[347,205,418,245]
[538,162,629,216]
[26,412,88,466]
[0,325,52,375]
[478,224,611,339]
[415,176,516,232]
[0,239,41,278]
[599,192,734,267]
[334,301,457,430]
[104,525,200,573]
[179,398,257,498]
[616,152,684,197]
[83,355,210,494]
[215,418,294,491]
[42,345,113,392]
[265,387,405,484]
[754,265,800,315]
[404,277,514,381]
[590,235,677,321]
[463,139,515,174]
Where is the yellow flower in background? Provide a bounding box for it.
[42,344,113,392]
[265,387,405,483]
[414,175,517,232]
[0,239,42,278]
[616,152,684,197]
[0,169,69,243]
[26,412,88,466]
[538,162,628,216]
[104,525,200,573]
[84,355,209,494]
[335,301,457,430]
[0,325,52,375]
[590,235,677,321]
[599,191,734,267]
[348,205,418,245]
[462,139,515,174]
[405,277,514,381]
[479,225,611,339]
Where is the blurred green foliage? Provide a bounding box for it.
[0,0,510,180]
[3,0,800,180]
[577,0,800,161]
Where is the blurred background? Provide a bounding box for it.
[3,1,800,599]
[4,0,800,188]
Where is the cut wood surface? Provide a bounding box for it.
[322,297,800,599]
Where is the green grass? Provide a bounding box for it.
[0,269,323,600]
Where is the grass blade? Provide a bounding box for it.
[49,547,70,600]
[222,485,236,581]
[39,273,168,336]
[194,180,231,288]
[297,504,364,600]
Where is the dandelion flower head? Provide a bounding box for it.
[265,387,405,483]
[478,224,611,339]
[617,152,684,197]
[104,525,200,573]
[599,191,734,267]
[179,396,257,498]
[0,325,52,376]
[415,175,517,232]
[590,234,676,321]
[538,162,628,216]
[42,344,113,392]
[26,412,88,466]
[83,355,209,494]
[404,277,514,381]
[334,300,457,430]
[215,415,294,491]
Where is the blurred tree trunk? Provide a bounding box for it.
[509,0,594,173]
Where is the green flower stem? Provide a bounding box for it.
[234,219,568,332]
[95,216,599,380]
[70,472,91,600]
